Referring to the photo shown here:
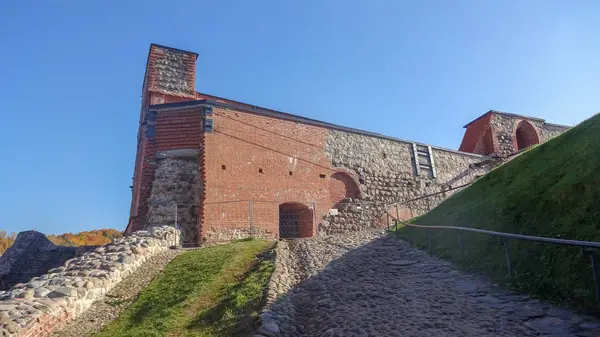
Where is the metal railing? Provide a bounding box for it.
[389,220,600,304]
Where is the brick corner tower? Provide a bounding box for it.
[126,44,201,242]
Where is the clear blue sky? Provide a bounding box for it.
[1,1,599,234]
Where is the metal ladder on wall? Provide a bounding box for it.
[412,143,437,178]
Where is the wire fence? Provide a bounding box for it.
[166,197,455,246]
[157,174,480,246]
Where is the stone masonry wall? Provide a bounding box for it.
[539,123,570,141]
[491,114,569,156]
[0,226,178,337]
[146,158,201,246]
[0,232,95,291]
[322,130,497,234]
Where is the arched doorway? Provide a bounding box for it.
[279,203,313,238]
[514,120,539,151]
[329,172,361,208]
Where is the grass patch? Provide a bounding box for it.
[94,239,275,337]
[397,113,600,315]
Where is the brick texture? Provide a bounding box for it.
[202,107,333,240]
[20,310,72,337]
[459,112,496,154]
[128,44,199,234]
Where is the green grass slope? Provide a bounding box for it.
[399,113,600,314]
[95,239,274,337]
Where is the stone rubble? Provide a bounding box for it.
[0,226,179,337]
[256,230,600,337]
[0,232,96,291]
[51,248,184,336]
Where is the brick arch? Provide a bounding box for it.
[278,202,313,238]
[514,120,540,151]
[329,171,361,205]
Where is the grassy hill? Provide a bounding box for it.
[95,239,274,337]
[399,113,600,314]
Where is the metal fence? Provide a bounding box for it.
[388,220,600,304]
[170,200,324,243]
[168,199,410,244]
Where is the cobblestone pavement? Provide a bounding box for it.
[266,230,600,337]
[52,249,184,337]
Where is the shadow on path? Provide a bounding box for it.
[267,232,600,337]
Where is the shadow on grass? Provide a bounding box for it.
[255,231,600,336]
[127,260,212,327]
[185,249,275,336]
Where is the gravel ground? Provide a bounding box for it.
[265,230,600,337]
[52,248,185,337]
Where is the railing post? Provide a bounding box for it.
[174,202,179,248]
[503,239,512,278]
[457,233,464,256]
[427,230,432,253]
[387,211,390,233]
[583,249,600,304]
[395,205,400,240]
[249,200,254,237]
[395,205,400,229]
[313,202,317,237]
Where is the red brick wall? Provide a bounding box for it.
[20,310,72,337]
[128,45,198,233]
[128,93,197,234]
[155,110,203,151]
[329,172,360,204]
[202,107,334,239]
[472,127,495,155]
[459,112,496,154]
[129,136,157,232]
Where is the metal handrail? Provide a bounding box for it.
[389,220,600,305]
[404,223,600,248]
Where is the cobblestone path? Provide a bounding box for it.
[267,231,600,337]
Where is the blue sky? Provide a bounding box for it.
[1,1,599,234]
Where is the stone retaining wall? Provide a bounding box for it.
[0,226,179,337]
[203,228,276,243]
[256,241,293,337]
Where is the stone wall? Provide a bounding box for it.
[491,114,569,156]
[321,130,498,234]
[0,226,179,337]
[539,123,570,141]
[202,227,274,243]
[146,158,201,246]
[0,232,95,291]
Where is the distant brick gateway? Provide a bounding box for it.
[126,44,570,244]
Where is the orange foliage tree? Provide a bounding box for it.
[0,229,122,255]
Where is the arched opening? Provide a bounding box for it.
[279,203,313,238]
[514,120,539,151]
[329,172,360,208]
